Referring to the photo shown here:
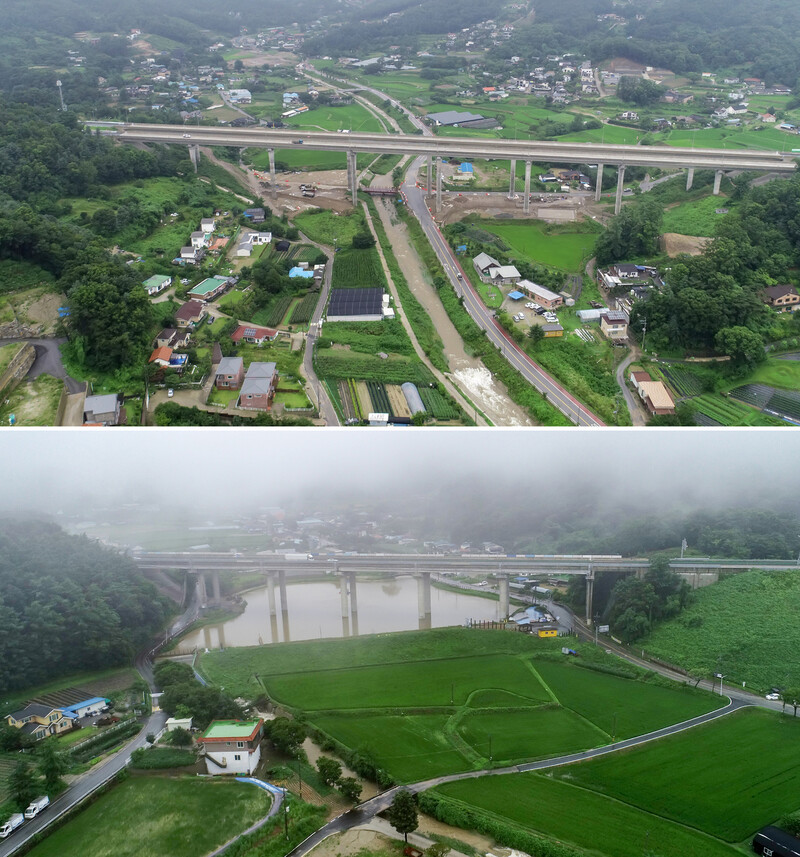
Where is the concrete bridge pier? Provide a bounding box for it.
[268,148,277,199]
[267,571,277,617]
[713,169,723,195]
[189,144,200,172]
[435,156,443,214]
[686,167,695,191]
[347,572,359,636]
[498,574,509,620]
[415,571,432,620]
[347,150,358,204]
[203,626,212,650]
[595,163,604,202]
[217,622,227,650]
[427,154,433,196]
[211,570,221,608]
[199,573,208,606]
[614,165,626,215]
[585,567,595,625]
[339,573,350,637]
[523,160,532,214]
[278,569,289,617]
[508,158,517,199]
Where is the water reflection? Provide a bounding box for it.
[184,575,501,649]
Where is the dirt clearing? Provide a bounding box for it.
[661,233,709,256]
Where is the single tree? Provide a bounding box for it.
[170,727,193,747]
[338,776,362,803]
[37,740,69,793]
[9,760,37,810]
[317,756,343,787]
[527,325,544,345]
[387,789,418,843]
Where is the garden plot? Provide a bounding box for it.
[386,384,412,419]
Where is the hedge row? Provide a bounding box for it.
[418,790,586,857]
[303,721,395,789]
[71,721,141,763]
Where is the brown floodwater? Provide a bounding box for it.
[183,576,502,649]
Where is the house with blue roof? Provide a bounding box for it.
[61,697,110,719]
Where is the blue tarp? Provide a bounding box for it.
[289,267,314,279]
[508,290,525,300]
[459,162,474,173]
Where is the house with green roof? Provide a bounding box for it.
[188,276,230,302]
[197,719,263,775]
[143,275,172,296]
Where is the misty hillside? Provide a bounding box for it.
[0,518,172,695]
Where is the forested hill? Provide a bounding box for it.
[0,519,173,694]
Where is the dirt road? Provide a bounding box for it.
[373,198,533,426]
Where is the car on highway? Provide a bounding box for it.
[766,692,781,700]
[182,133,191,138]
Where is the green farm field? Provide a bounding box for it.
[549,707,800,842]
[25,776,269,857]
[641,570,800,689]
[201,629,723,783]
[263,654,551,711]
[474,219,601,271]
[293,208,365,246]
[432,772,741,857]
[284,104,385,133]
[726,358,800,392]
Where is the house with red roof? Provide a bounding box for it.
[231,325,279,346]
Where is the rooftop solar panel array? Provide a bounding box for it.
[328,288,383,317]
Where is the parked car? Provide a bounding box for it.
[167,389,174,398]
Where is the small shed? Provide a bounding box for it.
[401,382,425,415]
[165,717,193,732]
[753,827,800,857]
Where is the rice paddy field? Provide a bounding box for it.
[199,629,723,783]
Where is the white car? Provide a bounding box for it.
[766,693,781,701]
[167,389,174,398]
[182,133,191,138]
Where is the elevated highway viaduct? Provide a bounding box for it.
[97,123,797,215]
[133,552,798,627]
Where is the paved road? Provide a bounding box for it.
[0,338,84,393]
[400,159,604,426]
[298,233,340,426]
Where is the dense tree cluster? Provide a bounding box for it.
[0,518,172,694]
[154,662,243,730]
[616,76,664,106]
[594,198,663,268]
[628,174,800,359]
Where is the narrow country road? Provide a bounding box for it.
[615,346,647,426]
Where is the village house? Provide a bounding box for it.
[197,719,263,775]
[5,704,73,739]
[639,380,676,416]
[517,279,563,310]
[215,356,245,389]
[763,284,800,311]
[231,325,279,346]
[175,300,206,328]
[600,310,629,339]
[236,230,272,258]
[82,394,121,426]
[473,252,501,279]
[238,362,278,410]
[143,275,172,296]
[488,265,521,285]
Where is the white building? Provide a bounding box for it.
[197,719,263,775]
